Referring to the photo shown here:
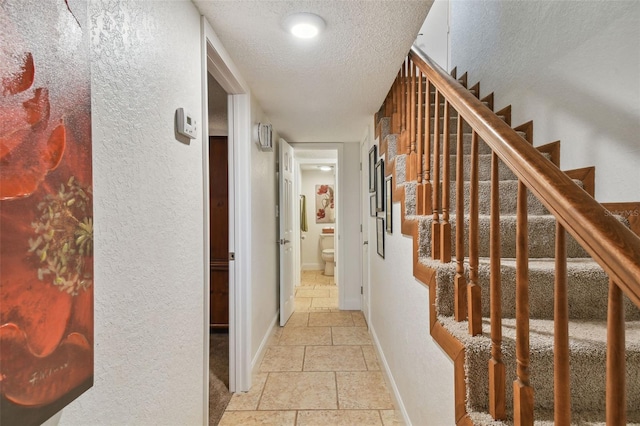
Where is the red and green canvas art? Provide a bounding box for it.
[1,1,93,424]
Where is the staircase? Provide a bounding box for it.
[374,46,640,425]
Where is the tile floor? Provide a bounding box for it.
[219,270,404,425]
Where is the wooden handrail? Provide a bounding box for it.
[409,45,640,307]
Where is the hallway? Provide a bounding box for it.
[218,271,404,425]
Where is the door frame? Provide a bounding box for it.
[360,128,371,322]
[201,17,252,419]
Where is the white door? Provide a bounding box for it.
[360,138,370,321]
[279,138,295,326]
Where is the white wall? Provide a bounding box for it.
[340,143,362,310]
[249,99,279,364]
[366,141,455,424]
[300,169,336,270]
[415,0,449,70]
[450,0,640,202]
[61,1,206,424]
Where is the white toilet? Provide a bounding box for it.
[319,233,335,276]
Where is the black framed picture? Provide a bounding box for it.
[385,176,392,233]
[368,145,377,193]
[375,159,384,212]
[370,194,376,217]
[376,217,385,258]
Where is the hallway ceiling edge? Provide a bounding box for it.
[194,0,433,143]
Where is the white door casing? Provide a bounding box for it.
[279,138,295,326]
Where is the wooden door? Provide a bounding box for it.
[209,136,229,328]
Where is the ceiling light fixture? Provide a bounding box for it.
[283,12,326,39]
[319,165,332,171]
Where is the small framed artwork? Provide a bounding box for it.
[385,176,393,233]
[375,159,384,212]
[376,217,385,258]
[369,194,376,217]
[368,145,377,193]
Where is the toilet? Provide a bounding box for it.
[319,233,335,276]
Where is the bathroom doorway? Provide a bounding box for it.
[293,149,339,311]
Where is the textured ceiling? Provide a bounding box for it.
[194,0,433,143]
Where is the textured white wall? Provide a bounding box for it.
[368,201,455,424]
[341,143,362,310]
[60,1,206,424]
[450,0,640,202]
[300,169,336,270]
[250,99,279,362]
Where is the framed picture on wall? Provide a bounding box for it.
[385,176,393,233]
[368,145,377,193]
[377,217,385,258]
[370,194,376,217]
[375,159,384,212]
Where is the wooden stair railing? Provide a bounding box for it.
[379,45,640,425]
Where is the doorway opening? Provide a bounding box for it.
[206,73,231,424]
[202,16,253,424]
[293,149,339,313]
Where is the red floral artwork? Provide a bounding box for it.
[1,2,93,424]
[315,184,335,223]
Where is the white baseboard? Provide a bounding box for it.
[251,310,279,374]
[369,323,411,426]
[301,263,323,271]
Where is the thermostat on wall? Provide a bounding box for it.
[176,107,197,139]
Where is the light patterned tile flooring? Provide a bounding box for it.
[219,271,404,425]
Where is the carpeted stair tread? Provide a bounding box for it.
[439,316,640,416]
[432,256,640,321]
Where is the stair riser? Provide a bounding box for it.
[429,134,493,155]
[449,180,549,216]
[463,331,640,415]
[417,215,591,259]
[435,260,640,321]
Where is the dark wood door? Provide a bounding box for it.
[209,136,229,328]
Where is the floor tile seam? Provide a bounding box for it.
[334,371,340,410]
[254,371,270,411]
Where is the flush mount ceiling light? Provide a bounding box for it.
[283,12,326,39]
[319,165,333,171]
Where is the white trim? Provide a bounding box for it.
[251,310,279,374]
[232,93,252,392]
[369,323,411,426]
[301,263,323,271]
[202,17,253,402]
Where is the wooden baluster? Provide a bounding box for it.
[607,278,626,425]
[401,59,406,136]
[489,151,505,419]
[440,100,451,263]
[453,115,467,321]
[408,60,417,179]
[554,223,571,425]
[514,181,533,426]
[421,79,432,216]
[467,131,482,336]
[405,59,411,154]
[431,90,441,260]
[392,71,400,134]
[416,69,424,213]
